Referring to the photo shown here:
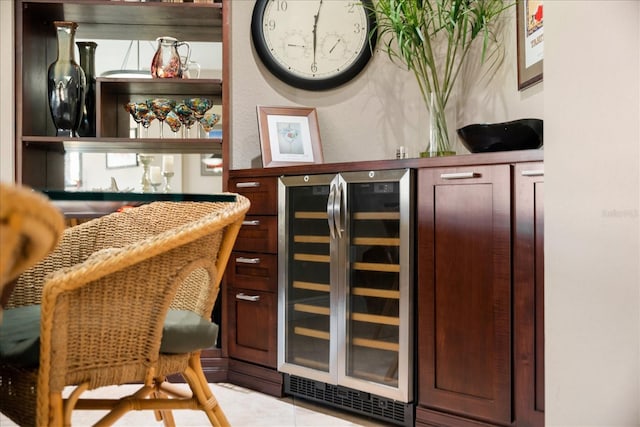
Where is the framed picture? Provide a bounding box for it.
[64,152,82,190]
[516,0,544,90]
[201,154,223,176]
[106,153,138,169]
[257,106,323,168]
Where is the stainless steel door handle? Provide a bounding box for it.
[521,170,544,177]
[236,293,260,302]
[336,182,344,239]
[235,257,261,264]
[236,181,261,188]
[242,220,261,226]
[440,172,480,179]
[327,183,337,239]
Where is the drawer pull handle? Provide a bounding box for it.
[242,220,261,226]
[236,293,260,302]
[521,170,544,177]
[440,172,480,180]
[236,181,261,188]
[235,257,261,264]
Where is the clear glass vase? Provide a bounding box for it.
[421,92,456,158]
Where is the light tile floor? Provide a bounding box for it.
[0,382,390,426]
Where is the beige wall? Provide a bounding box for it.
[545,1,639,425]
[229,2,543,168]
[0,0,15,182]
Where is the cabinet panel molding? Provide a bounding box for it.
[514,162,545,427]
[227,287,277,368]
[417,165,512,425]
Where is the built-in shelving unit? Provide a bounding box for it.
[15,0,229,381]
[15,0,226,189]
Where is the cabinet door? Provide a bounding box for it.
[278,175,335,383]
[417,165,511,425]
[514,162,545,427]
[339,169,413,402]
[227,286,277,368]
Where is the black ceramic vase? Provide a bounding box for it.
[77,41,97,137]
[48,21,86,137]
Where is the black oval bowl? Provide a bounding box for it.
[457,119,543,153]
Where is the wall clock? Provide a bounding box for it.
[251,0,377,91]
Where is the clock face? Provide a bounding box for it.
[251,0,377,91]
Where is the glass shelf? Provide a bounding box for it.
[43,190,235,217]
[22,137,222,154]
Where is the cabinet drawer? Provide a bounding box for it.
[227,251,278,292]
[229,177,278,215]
[227,287,277,368]
[236,216,278,253]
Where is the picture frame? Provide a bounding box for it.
[516,0,544,90]
[200,154,223,176]
[106,153,138,169]
[257,106,323,168]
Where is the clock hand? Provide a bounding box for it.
[312,0,323,71]
[329,38,342,54]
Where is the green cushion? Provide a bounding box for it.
[159,309,219,354]
[0,306,218,367]
[0,305,41,367]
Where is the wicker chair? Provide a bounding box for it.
[0,183,65,319]
[0,195,250,426]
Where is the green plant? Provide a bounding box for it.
[373,0,514,156]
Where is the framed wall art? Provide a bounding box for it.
[257,106,323,168]
[201,154,223,176]
[106,153,138,169]
[516,0,544,90]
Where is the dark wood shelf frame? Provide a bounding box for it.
[19,0,222,41]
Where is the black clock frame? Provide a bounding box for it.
[251,0,377,91]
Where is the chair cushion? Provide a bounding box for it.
[0,305,41,367]
[159,309,219,354]
[0,306,218,367]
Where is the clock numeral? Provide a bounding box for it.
[347,2,361,13]
[266,19,276,31]
[274,0,288,12]
[311,62,318,73]
[353,23,363,34]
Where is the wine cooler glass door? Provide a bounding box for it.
[278,174,338,384]
[339,169,413,402]
[278,170,413,402]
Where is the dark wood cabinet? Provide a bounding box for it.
[227,285,277,366]
[225,153,544,421]
[226,176,283,396]
[417,165,513,426]
[226,250,278,367]
[514,162,545,427]
[415,160,544,427]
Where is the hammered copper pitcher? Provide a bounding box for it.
[150,36,190,78]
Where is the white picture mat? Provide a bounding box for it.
[266,114,315,162]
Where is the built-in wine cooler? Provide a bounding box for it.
[278,169,414,426]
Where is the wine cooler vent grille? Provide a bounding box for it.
[285,374,414,427]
